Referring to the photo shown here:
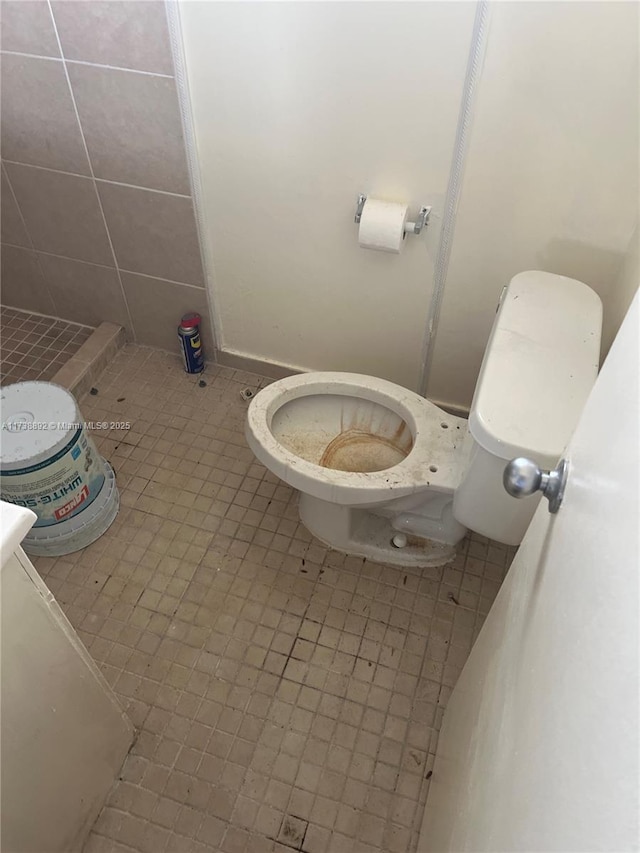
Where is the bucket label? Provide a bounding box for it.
[54,484,90,520]
[0,426,107,527]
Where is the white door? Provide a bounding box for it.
[419,293,639,852]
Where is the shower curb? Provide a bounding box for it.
[52,322,125,399]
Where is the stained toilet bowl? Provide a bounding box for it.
[246,373,469,502]
[245,372,469,565]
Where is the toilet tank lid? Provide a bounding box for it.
[469,271,602,463]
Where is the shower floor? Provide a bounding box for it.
[31,345,514,853]
[0,305,94,386]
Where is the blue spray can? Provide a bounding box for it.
[178,312,205,374]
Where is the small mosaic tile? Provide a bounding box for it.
[0,305,93,385]
[27,344,515,853]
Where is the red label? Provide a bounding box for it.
[54,485,89,520]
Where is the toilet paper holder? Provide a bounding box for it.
[354,194,431,236]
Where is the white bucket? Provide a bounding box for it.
[0,382,120,556]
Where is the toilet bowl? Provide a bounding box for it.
[246,372,470,565]
[246,271,602,567]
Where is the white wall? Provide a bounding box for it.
[603,224,639,358]
[427,1,639,409]
[179,1,476,389]
[180,1,638,406]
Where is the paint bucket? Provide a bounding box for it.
[0,381,119,556]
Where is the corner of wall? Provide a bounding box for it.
[601,224,639,360]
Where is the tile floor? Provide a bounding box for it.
[31,345,515,853]
[0,305,94,385]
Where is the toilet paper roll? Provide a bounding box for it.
[358,198,409,253]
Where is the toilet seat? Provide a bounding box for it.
[245,372,469,507]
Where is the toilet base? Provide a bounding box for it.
[299,493,459,568]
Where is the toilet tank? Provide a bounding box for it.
[453,271,602,545]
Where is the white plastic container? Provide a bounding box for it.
[0,382,119,556]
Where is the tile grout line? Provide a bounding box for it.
[0,309,97,383]
[1,160,193,199]
[0,48,175,79]
[1,164,36,253]
[1,242,208,291]
[0,304,94,332]
[46,0,135,342]
[1,164,60,316]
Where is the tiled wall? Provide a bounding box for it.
[0,0,212,355]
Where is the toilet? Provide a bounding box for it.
[246,272,602,567]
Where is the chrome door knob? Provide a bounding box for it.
[503,457,569,514]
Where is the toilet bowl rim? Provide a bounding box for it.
[245,371,457,495]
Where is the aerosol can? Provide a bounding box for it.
[177,312,205,374]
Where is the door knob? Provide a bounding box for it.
[503,457,569,514]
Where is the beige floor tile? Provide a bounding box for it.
[28,345,514,853]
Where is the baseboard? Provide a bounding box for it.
[213,348,303,381]
[214,349,472,417]
[426,398,470,419]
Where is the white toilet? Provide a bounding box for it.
[246,271,602,566]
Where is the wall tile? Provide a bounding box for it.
[37,253,131,332]
[50,0,173,74]
[97,182,204,285]
[6,163,113,266]
[1,168,30,248]
[1,245,56,315]
[1,54,90,174]
[121,271,211,354]
[1,1,211,354]
[67,64,190,193]
[0,0,60,57]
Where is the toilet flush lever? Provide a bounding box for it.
[503,457,569,514]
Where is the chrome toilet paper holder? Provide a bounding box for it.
[354,193,431,236]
